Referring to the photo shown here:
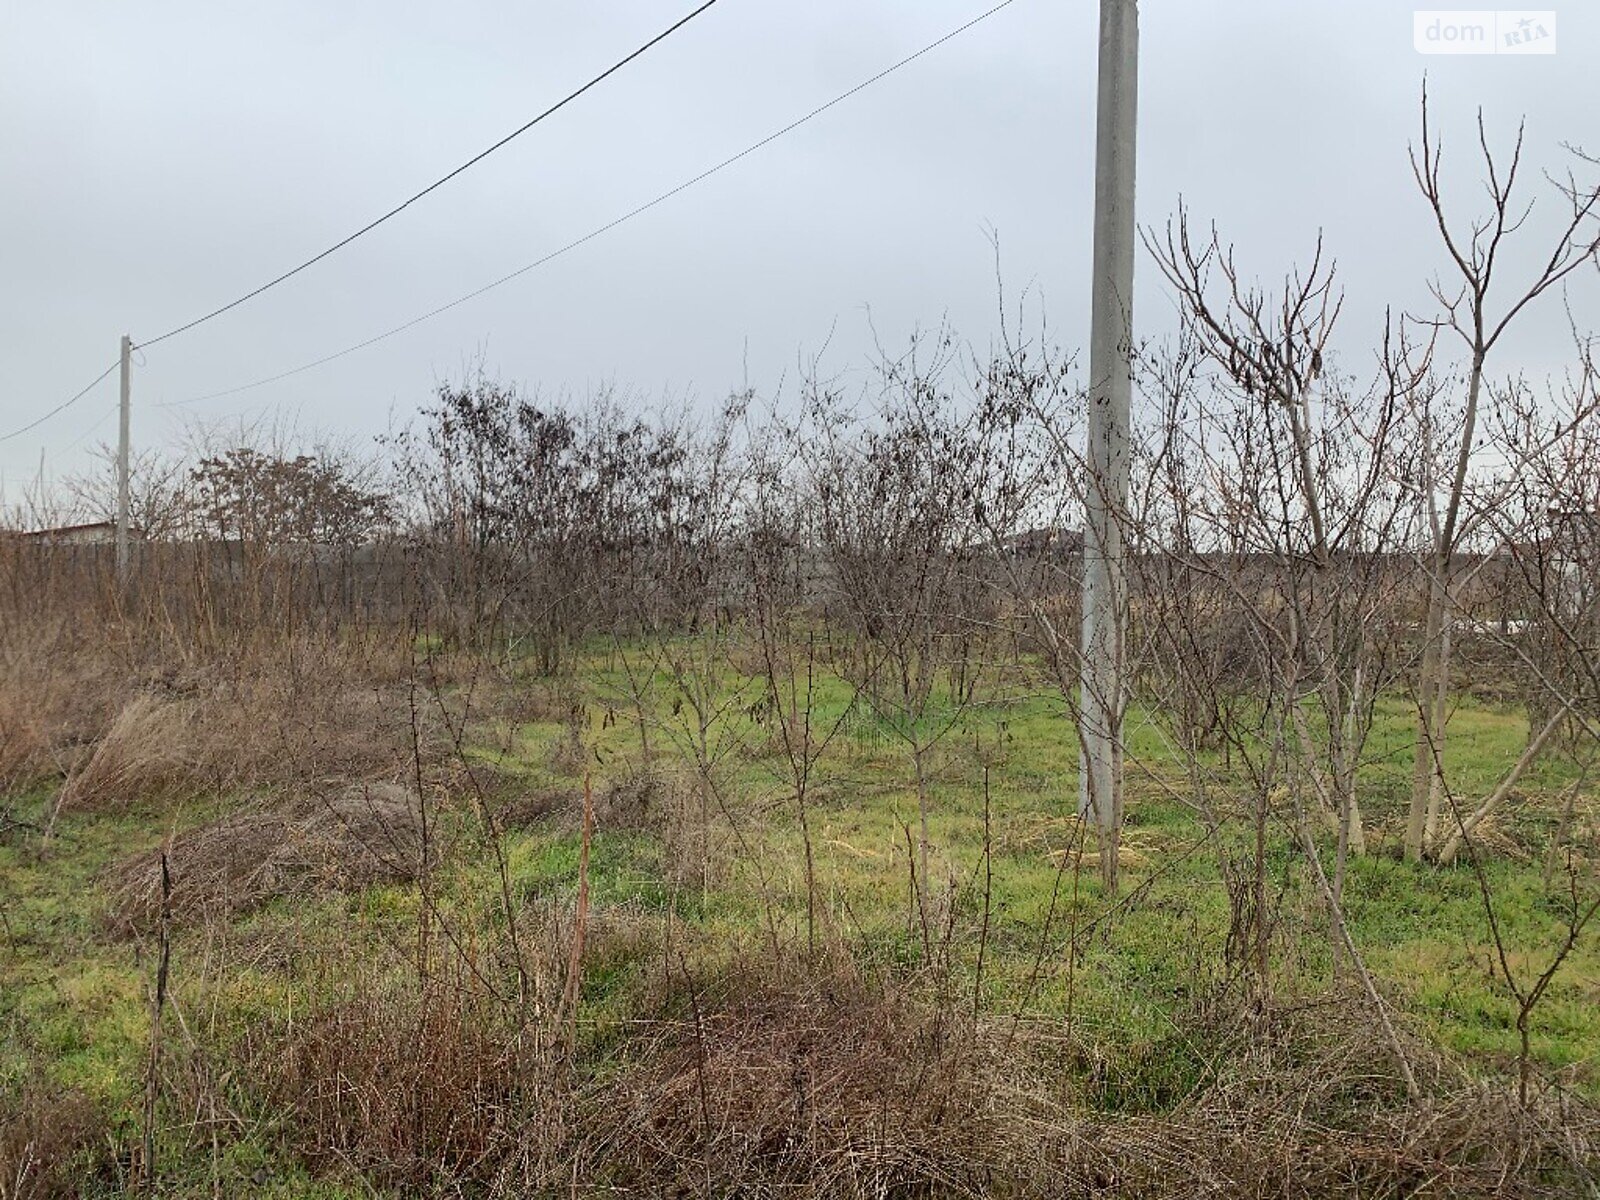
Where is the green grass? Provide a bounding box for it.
[2,650,1596,1194]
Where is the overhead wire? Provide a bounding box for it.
[163,0,1023,410]
[0,359,120,443]
[63,401,123,453]
[136,0,724,349]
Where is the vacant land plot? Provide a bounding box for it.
[2,625,1595,1198]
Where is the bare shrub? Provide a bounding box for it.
[104,782,432,933]
[804,360,995,920]
[215,941,1600,1198]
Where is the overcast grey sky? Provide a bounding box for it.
[2,1,1595,497]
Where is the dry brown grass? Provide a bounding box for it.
[56,693,194,812]
[1092,1088,1600,1198]
[51,668,415,814]
[104,781,434,934]
[127,931,1600,1198]
[225,899,586,1196]
[245,968,561,1191]
[593,957,1066,1197]
[0,539,454,804]
[1086,1021,1600,1198]
[158,636,434,793]
[581,964,1600,1199]
[0,613,443,817]
[0,1084,118,1200]
[0,621,124,795]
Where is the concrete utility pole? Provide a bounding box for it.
[116,334,131,579]
[1080,0,1138,883]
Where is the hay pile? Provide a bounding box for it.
[105,782,431,934]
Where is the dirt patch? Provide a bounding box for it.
[104,782,433,934]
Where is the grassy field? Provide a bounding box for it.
[2,641,1596,1196]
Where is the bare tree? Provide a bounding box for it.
[189,447,391,547]
[67,444,192,541]
[1403,90,1600,861]
[623,398,760,899]
[394,376,644,672]
[1149,215,1425,881]
[744,412,858,953]
[1434,345,1600,865]
[805,340,990,938]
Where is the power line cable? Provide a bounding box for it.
[163,0,1022,410]
[137,0,724,350]
[0,359,120,443]
[63,401,122,453]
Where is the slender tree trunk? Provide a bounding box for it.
[1406,569,1451,860]
[1409,355,1482,860]
[913,743,932,931]
[1342,661,1368,857]
[1424,618,1455,850]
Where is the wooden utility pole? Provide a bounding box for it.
[117,334,131,579]
[1080,0,1138,888]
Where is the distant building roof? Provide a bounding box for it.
[3,520,143,542]
[1001,527,1085,558]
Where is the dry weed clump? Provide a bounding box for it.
[241,957,569,1194]
[231,946,1054,1196]
[596,764,677,832]
[485,766,674,833]
[593,957,1069,1197]
[56,693,195,812]
[6,612,439,809]
[0,1084,118,1200]
[1091,1079,1600,1198]
[175,639,436,789]
[1,630,441,828]
[0,620,129,794]
[1078,997,1600,1199]
[590,970,1600,1198]
[0,670,61,793]
[104,782,434,934]
[187,934,1600,1198]
[490,782,574,830]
